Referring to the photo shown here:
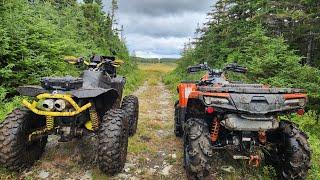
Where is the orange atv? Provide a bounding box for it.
[174,63,311,179]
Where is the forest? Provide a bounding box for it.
[165,0,320,178]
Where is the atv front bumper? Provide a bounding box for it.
[22,93,92,117]
[22,93,95,141]
[221,114,279,131]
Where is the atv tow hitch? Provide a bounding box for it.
[249,155,261,167]
[232,155,261,167]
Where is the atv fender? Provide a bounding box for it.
[183,98,206,131]
[17,86,48,97]
[177,83,197,107]
[18,86,119,100]
[176,104,187,131]
[71,88,118,99]
[85,88,120,117]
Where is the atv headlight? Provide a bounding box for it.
[37,99,55,111]
[54,99,69,112]
[203,96,230,105]
[284,98,306,107]
[36,98,71,112]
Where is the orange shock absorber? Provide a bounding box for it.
[210,118,220,142]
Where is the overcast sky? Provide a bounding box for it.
[103,0,215,58]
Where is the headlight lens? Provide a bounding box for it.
[37,99,55,111]
[284,98,306,107]
[54,99,68,111]
[37,99,70,112]
[203,96,230,105]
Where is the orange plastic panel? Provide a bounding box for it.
[283,94,307,99]
[202,92,230,98]
[178,83,197,107]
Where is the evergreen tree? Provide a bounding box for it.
[111,0,119,28]
[83,0,93,4]
[95,0,102,6]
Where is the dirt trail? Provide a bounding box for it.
[112,79,185,180]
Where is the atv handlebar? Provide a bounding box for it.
[65,56,123,69]
[223,63,247,74]
[187,62,247,74]
[187,63,210,73]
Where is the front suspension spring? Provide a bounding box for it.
[90,109,100,131]
[210,117,220,142]
[46,116,54,130]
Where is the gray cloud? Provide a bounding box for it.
[103,0,215,58]
[126,34,188,58]
[120,12,207,38]
[105,0,213,16]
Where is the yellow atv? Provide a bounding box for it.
[0,56,139,175]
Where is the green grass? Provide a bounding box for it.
[91,168,109,180]
[163,65,203,100]
[292,112,320,179]
[123,68,145,96]
[138,63,177,73]
[0,167,17,180]
[0,96,23,122]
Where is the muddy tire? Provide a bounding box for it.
[0,108,47,171]
[276,120,311,179]
[184,118,212,180]
[121,95,139,136]
[174,100,183,137]
[79,133,99,165]
[98,109,129,175]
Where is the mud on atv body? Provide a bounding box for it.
[175,63,311,179]
[0,56,139,175]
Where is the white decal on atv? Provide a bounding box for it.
[184,87,192,98]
